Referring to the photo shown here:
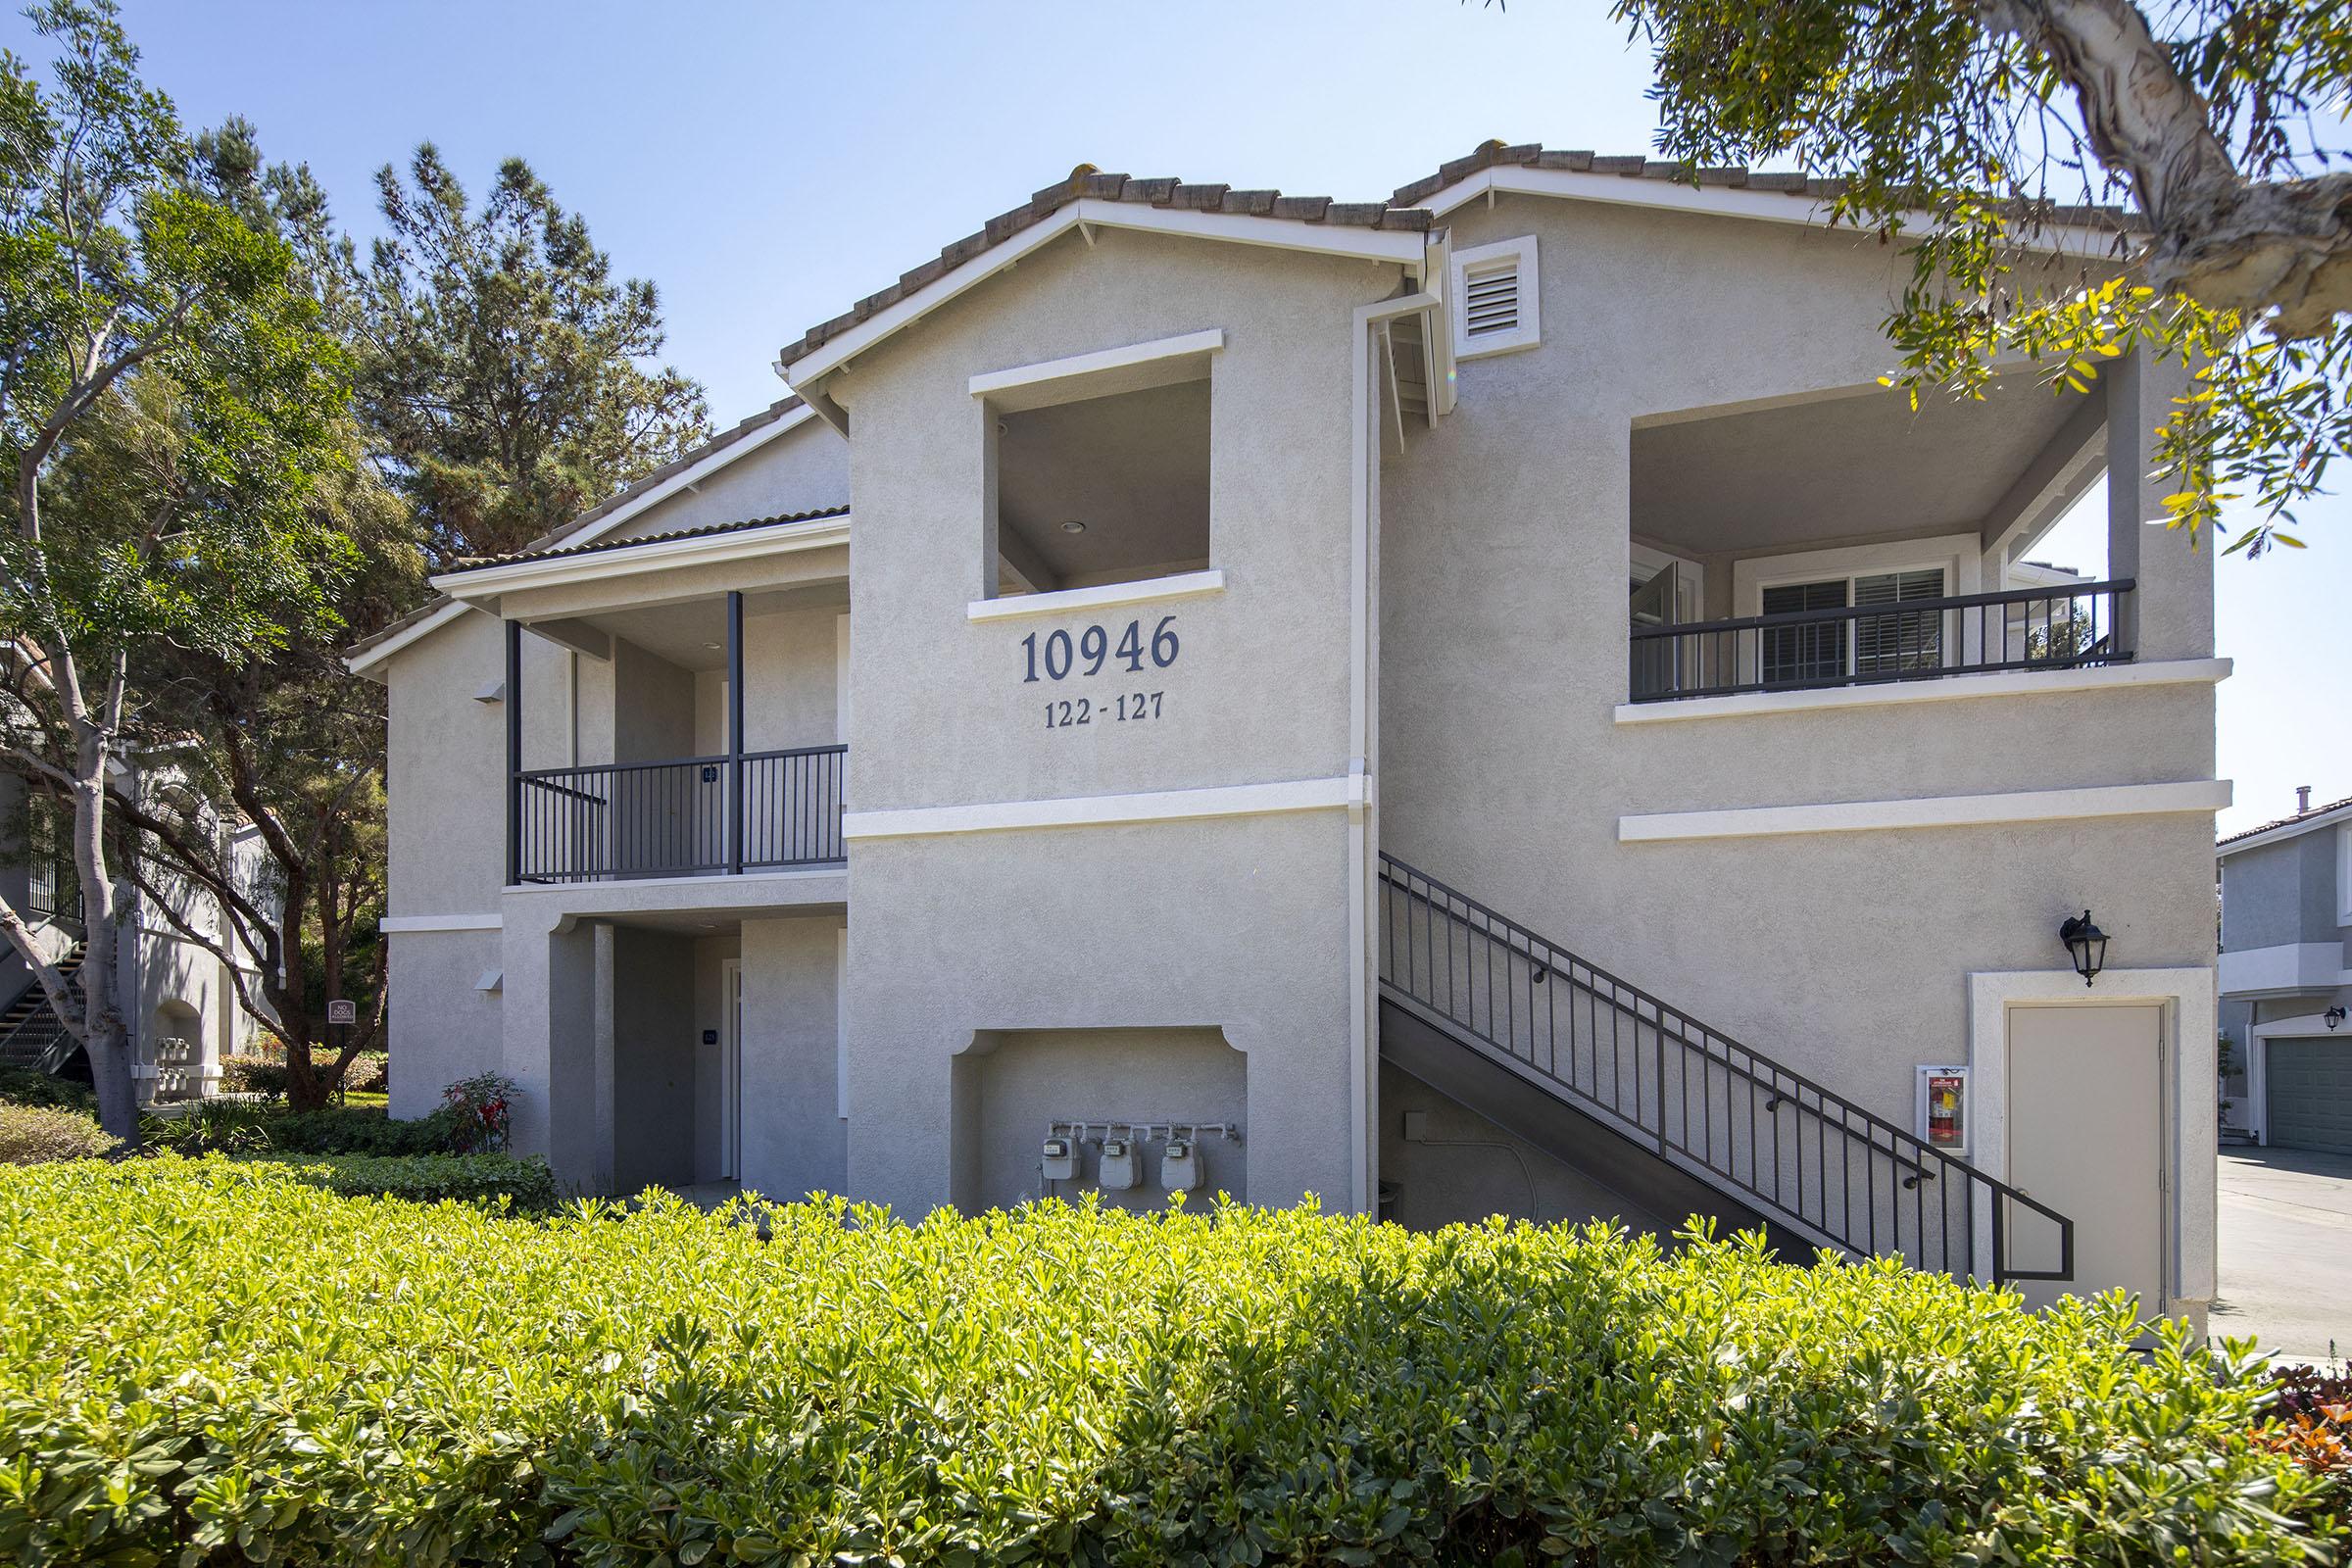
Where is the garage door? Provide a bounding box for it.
[2268,1038,2352,1154]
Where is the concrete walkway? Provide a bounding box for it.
[2210,1148,2352,1362]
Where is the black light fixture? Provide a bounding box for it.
[2059,909,2109,987]
[2328,1006,2347,1032]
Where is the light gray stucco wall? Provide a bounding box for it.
[1378,193,2220,1135]
[2222,832,2344,951]
[958,1026,1246,1211]
[600,415,850,543]
[1379,1063,1669,1234]
[739,913,845,1200]
[836,225,1397,1218]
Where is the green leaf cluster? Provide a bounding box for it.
[0,1160,2337,1567]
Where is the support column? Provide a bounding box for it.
[2105,350,2213,663]
[727,590,745,876]
[505,618,523,886]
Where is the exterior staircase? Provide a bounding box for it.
[1378,855,2074,1286]
[0,943,87,1076]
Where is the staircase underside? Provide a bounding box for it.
[1381,995,1814,1257]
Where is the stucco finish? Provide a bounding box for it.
[738,914,846,1201]
[1380,1063,1668,1233]
[612,927,697,1193]
[599,415,849,544]
[2223,831,2344,951]
[956,1026,1247,1210]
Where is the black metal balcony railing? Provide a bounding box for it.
[25,858,74,922]
[512,744,846,885]
[1629,578,2134,703]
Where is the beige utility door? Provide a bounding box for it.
[2007,1004,2165,1312]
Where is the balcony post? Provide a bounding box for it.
[505,618,522,887]
[727,590,745,876]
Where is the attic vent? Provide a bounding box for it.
[1463,261,1520,338]
[1450,235,1540,360]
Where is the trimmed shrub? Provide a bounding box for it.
[0,1160,2335,1568]
[257,1152,560,1211]
[342,1050,389,1095]
[219,1054,288,1097]
[0,1068,96,1113]
[0,1102,114,1164]
[143,1099,461,1156]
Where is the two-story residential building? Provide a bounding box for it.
[2218,788,2352,1152]
[352,143,2230,1327]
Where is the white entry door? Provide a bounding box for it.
[719,958,743,1181]
[2007,1004,2165,1311]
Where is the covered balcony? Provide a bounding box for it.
[433,509,852,886]
[1625,371,2135,704]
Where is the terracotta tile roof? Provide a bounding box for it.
[344,394,811,661]
[2219,792,2352,849]
[1387,138,2139,230]
[776,141,2139,375]
[774,165,1438,369]
[440,505,850,574]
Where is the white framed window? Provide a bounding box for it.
[1731,534,1984,687]
[1451,235,1540,360]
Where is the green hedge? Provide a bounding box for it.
[144,1099,461,1156]
[257,1152,559,1210]
[0,1068,96,1113]
[0,1160,2333,1568]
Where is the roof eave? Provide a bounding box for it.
[430,513,852,601]
[785,198,1438,392]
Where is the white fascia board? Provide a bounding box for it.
[969,328,1224,401]
[344,600,486,679]
[1613,658,2231,724]
[845,773,1366,841]
[2216,803,2352,858]
[431,515,850,601]
[346,403,818,676]
[1621,778,2231,843]
[1425,166,2126,259]
[966,568,1224,622]
[785,200,1430,388]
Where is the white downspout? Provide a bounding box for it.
[1347,284,1440,1216]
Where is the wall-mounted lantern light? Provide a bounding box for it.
[2059,909,2108,987]
[2327,1006,2347,1032]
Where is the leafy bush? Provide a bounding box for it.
[219,1054,288,1097]
[2259,1364,2352,1512]
[0,1161,2335,1568]
[442,1069,516,1152]
[0,1068,95,1113]
[258,1152,560,1211]
[343,1050,389,1095]
[0,1102,114,1164]
[143,1099,462,1157]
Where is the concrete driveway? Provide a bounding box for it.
[2210,1147,2352,1361]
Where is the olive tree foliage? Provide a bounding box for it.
[357,145,710,564]
[0,0,353,1140]
[1610,0,2351,555]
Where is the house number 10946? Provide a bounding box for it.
[1020,615,1179,682]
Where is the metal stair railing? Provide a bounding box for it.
[0,948,87,1074]
[1378,854,2073,1286]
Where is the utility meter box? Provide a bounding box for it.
[1160,1137,1200,1193]
[1097,1137,1140,1190]
[1041,1136,1080,1183]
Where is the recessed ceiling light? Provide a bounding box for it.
[1060,519,1087,534]
[703,640,723,651]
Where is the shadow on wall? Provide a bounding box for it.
[952,1026,1245,1211]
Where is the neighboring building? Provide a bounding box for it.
[2218,788,2352,1152]
[0,763,271,1103]
[352,143,2229,1327]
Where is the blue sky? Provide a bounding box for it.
[17,0,2343,833]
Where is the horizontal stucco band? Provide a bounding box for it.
[843,773,1367,841]
[1619,779,2231,843]
[1610,658,2233,724]
[380,913,503,933]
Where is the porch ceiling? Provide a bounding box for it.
[1632,378,2099,557]
[534,581,849,673]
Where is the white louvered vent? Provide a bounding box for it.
[1450,235,1540,360]
[1463,261,1520,339]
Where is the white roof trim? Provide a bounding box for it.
[2217,799,2352,858]
[1424,166,2127,258]
[345,402,819,678]
[786,199,1433,389]
[431,513,850,600]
